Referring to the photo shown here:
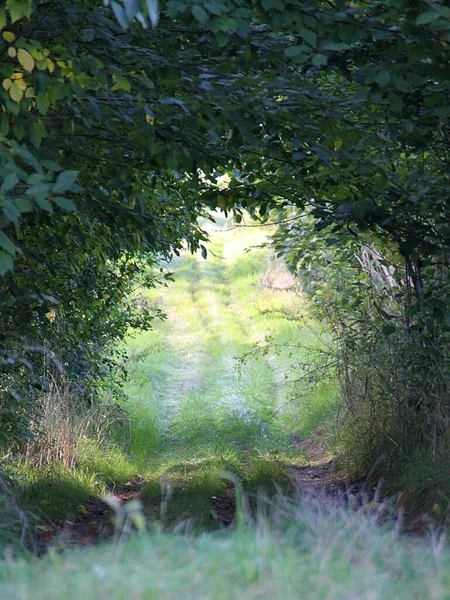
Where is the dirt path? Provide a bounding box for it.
[34,443,358,554]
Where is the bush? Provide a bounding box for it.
[274,212,450,513]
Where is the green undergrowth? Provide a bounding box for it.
[141,449,300,529]
[0,471,35,552]
[380,447,450,522]
[11,440,137,523]
[15,466,99,523]
[1,494,449,600]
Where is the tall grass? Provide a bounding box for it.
[276,224,450,516]
[0,491,448,599]
[7,216,339,531]
[325,249,450,520]
[4,218,450,598]
[12,380,136,521]
[116,218,338,524]
[0,470,33,552]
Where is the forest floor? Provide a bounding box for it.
[33,434,350,551]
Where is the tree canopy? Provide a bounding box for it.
[2,1,449,260]
[1,0,450,443]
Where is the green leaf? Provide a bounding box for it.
[25,182,52,197]
[0,9,6,30]
[416,11,440,25]
[29,122,45,149]
[17,48,35,73]
[302,29,317,48]
[2,31,15,42]
[9,81,24,103]
[27,173,46,184]
[166,1,187,16]
[112,74,131,92]
[3,199,20,225]
[392,75,413,93]
[373,71,391,87]
[0,231,19,255]
[54,197,77,212]
[1,173,19,193]
[387,91,404,113]
[205,2,223,15]
[35,197,53,212]
[53,170,79,194]
[215,30,229,46]
[284,45,309,58]
[0,251,13,275]
[18,148,42,172]
[311,54,328,66]
[14,197,33,213]
[5,0,32,23]
[192,5,208,24]
[36,92,50,115]
[41,160,62,172]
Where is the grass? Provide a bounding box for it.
[1,493,449,599]
[0,471,34,552]
[5,380,138,524]
[4,216,450,597]
[114,216,338,524]
[16,466,99,522]
[3,214,340,539]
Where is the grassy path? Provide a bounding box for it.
[120,218,338,526]
[118,222,335,526]
[126,218,337,444]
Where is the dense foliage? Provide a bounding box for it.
[0,0,214,441]
[1,0,450,490]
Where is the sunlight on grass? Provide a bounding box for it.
[4,218,449,600]
[8,216,338,528]
[16,464,100,522]
[118,215,339,523]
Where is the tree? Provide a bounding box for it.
[1,0,450,458]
